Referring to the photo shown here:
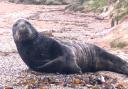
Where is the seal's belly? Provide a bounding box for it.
[69,43,96,71]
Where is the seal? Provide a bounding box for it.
[12,19,128,75]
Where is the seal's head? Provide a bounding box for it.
[12,19,38,42]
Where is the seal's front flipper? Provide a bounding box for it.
[69,63,82,74]
[35,56,64,73]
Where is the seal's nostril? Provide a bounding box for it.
[22,26,26,30]
[18,29,26,34]
[18,25,26,33]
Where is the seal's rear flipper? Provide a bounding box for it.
[95,46,128,75]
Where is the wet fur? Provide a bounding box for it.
[13,19,128,75]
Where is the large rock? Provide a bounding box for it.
[44,0,67,5]
[8,0,85,12]
[9,0,35,4]
[65,4,85,12]
[65,0,85,12]
[8,0,74,5]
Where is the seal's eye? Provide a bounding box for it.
[13,23,18,29]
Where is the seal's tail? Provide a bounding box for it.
[95,46,128,75]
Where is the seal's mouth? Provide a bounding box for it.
[13,29,30,42]
[13,26,36,42]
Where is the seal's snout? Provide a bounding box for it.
[15,19,28,33]
[18,24,27,34]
